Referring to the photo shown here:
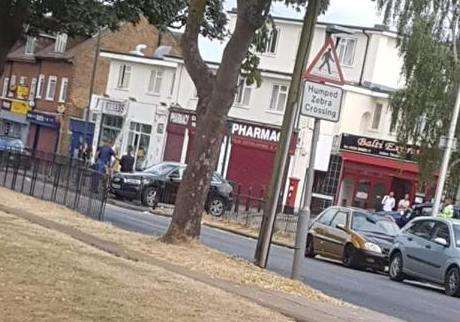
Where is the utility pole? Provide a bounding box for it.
[254,0,321,268]
[433,84,460,215]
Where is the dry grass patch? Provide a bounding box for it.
[0,211,290,322]
[0,187,345,306]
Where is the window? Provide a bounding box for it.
[262,28,279,54]
[269,84,288,112]
[36,74,45,99]
[453,225,460,247]
[101,114,123,144]
[331,211,348,228]
[371,103,383,130]
[336,38,357,67]
[128,122,152,170]
[148,68,163,94]
[54,33,68,53]
[28,78,37,101]
[45,76,57,101]
[8,75,16,97]
[235,77,252,106]
[58,78,69,102]
[1,77,9,97]
[117,64,131,89]
[317,208,338,226]
[169,72,176,97]
[25,36,36,55]
[407,220,435,240]
[431,223,450,246]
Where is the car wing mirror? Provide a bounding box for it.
[336,223,346,231]
[433,237,448,247]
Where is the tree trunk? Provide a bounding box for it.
[161,0,271,243]
[0,1,26,75]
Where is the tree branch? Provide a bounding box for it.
[181,0,214,99]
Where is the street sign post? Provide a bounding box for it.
[291,36,345,280]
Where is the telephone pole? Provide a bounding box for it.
[254,0,321,268]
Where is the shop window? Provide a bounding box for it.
[235,77,252,106]
[117,64,131,89]
[45,76,57,101]
[148,68,164,95]
[1,77,9,97]
[36,74,45,99]
[336,38,357,67]
[339,177,354,207]
[269,84,288,112]
[58,78,69,102]
[371,103,383,130]
[128,122,152,170]
[25,36,36,55]
[100,114,123,145]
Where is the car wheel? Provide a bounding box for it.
[389,252,405,282]
[142,187,158,207]
[343,244,359,268]
[445,267,460,297]
[305,235,316,258]
[207,196,225,217]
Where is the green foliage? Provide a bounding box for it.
[374,0,459,183]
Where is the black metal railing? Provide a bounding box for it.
[0,150,108,220]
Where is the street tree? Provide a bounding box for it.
[374,0,460,191]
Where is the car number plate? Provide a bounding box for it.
[111,183,121,189]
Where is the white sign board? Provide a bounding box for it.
[301,81,343,122]
[314,134,334,171]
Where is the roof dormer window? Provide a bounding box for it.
[25,36,36,55]
[54,33,68,53]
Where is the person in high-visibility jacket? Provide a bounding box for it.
[439,197,454,219]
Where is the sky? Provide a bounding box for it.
[199,0,383,62]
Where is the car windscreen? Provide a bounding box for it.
[453,225,460,247]
[352,212,400,236]
[144,163,178,175]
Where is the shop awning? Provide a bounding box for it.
[341,151,419,173]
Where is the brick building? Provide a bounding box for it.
[0,18,180,155]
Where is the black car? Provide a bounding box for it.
[110,162,233,216]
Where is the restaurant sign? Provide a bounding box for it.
[340,133,419,160]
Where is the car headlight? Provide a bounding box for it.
[364,242,382,254]
[125,178,141,185]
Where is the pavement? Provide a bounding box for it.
[0,202,400,322]
[104,202,460,322]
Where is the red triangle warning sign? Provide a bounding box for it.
[303,37,345,85]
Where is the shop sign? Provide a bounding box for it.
[27,111,59,129]
[11,101,30,115]
[340,133,419,160]
[16,86,29,100]
[231,122,280,142]
[93,98,127,116]
[170,112,189,125]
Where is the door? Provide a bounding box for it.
[404,220,436,278]
[425,223,452,282]
[324,210,349,259]
[391,177,412,204]
[311,208,338,255]
[128,122,152,170]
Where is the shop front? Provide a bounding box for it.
[26,111,60,155]
[0,109,29,143]
[337,133,420,210]
[163,108,296,198]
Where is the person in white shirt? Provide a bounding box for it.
[398,194,411,211]
[382,191,396,212]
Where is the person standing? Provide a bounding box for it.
[439,197,454,219]
[382,191,396,212]
[120,146,135,173]
[95,140,115,175]
[398,194,411,212]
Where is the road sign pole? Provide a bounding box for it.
[291,117,320,279]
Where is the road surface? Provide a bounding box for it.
[104,203,460,322]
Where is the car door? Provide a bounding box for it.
[424,222,452,283]
[323,210,350,259]
[164,167,185,204]
[403,220,436,278]
[310,208,338,255]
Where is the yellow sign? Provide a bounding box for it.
[11,100,30,115]
[16,86,29,100]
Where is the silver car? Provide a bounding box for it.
[388,217,460,296]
